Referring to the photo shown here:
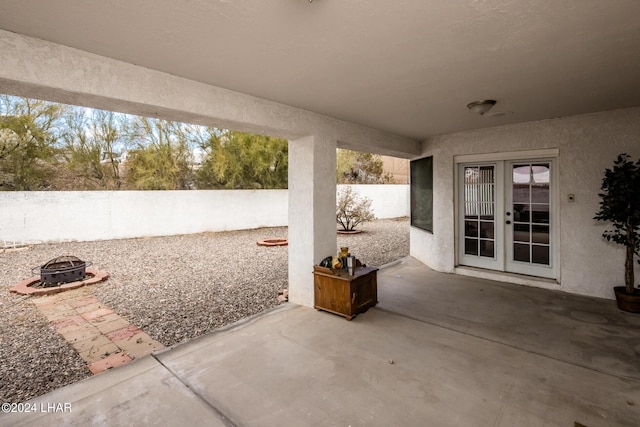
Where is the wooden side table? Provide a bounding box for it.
[313,266,378,320]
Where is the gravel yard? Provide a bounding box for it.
[0,217,409,403]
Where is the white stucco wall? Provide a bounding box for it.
[341,184,409,220]
[410,107,640,300]
[0,185,408,244]
[0,190,288,243]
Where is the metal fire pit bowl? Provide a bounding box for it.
[31,256,92,286]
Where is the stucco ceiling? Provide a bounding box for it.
[0,0,639,141]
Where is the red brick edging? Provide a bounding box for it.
[256,238,288,246]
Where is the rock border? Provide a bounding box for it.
[10,269,110,296]
[256,238,288,247]
[337,229,363,235]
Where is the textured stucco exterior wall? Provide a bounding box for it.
[288,136,337,306]
[0,30,419,159]
[410,107,640,299]
[0,190,288,243]
[344,184,409,219]
[0,185,408,244]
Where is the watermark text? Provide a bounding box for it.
[2,402,72,413]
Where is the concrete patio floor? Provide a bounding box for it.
[2,257,639,426]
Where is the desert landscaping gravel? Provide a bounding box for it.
[0,218,409,403]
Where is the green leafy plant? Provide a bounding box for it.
[336,148,392,184]
[336,186,375,231]
[594,153,640,295]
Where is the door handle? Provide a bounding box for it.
[506,220,512,225]
[506,212,511,216]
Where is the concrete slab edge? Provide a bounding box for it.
[154,303,298,357]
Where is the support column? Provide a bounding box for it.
[288,135,337,307]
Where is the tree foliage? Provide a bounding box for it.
[336,149,391,184]
[0,95,395,192]
[1,95,293,191]
[594,153,640,294]
[196,130,288,189]
[336,186,375,231]
[124,117,195,190]
[60,109,129,189]
[0,95,67,190]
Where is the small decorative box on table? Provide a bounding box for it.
[313,265,378,320]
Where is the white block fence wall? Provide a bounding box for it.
[0,185,408,244]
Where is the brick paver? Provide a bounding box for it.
[53,315,86,330]
[91,314,130,334]
[87,352,133,375]
[70,334,114,354]
[80,307,114,321]
[68,296,99,308]
[31,287,165,375]
[112,332,165,359]
[80,341,120,364]
[105,324,141,341]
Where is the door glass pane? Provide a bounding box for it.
[513,223,530,242]
[532,184,549,204]
[531,204,549,224]
[513,165,530,183]
[480,240,494,258]
[532,164,550,184]
[464,203,478,219]
[532,225,550,244]
[465,238,479,256]
[479,166,494,184]
[513,203,529,222]
[513,165,530,202]
[532,245,550,265]
[480,221,494,239]
[513,184,530,202]
[532,165,550,204]
[465,221,478,237]
[513,243,530,262]
[479,203,494,219]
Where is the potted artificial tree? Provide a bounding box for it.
[594,153,640,312]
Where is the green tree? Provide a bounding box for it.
[594,153,640,296]
[124,117,194,190]
[0,95,67,190]
[61,108,130,189]
[196,130,288,189]
[336,149,391,184]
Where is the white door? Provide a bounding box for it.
[458,159,556,279]
[458,163,504,271]
[505,161,555,278]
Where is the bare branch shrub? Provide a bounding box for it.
[336,186,375,231]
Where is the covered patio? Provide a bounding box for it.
[1,2,640,425]
[1,2,640,302]
[2,259,638,426]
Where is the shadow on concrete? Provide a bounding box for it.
[2,257,639,426]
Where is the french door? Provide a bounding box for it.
[458,159,556,279]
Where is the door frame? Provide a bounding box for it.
[454,149,559,279]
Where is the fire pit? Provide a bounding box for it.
[12,255,108,296]
[31,256,92,287]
